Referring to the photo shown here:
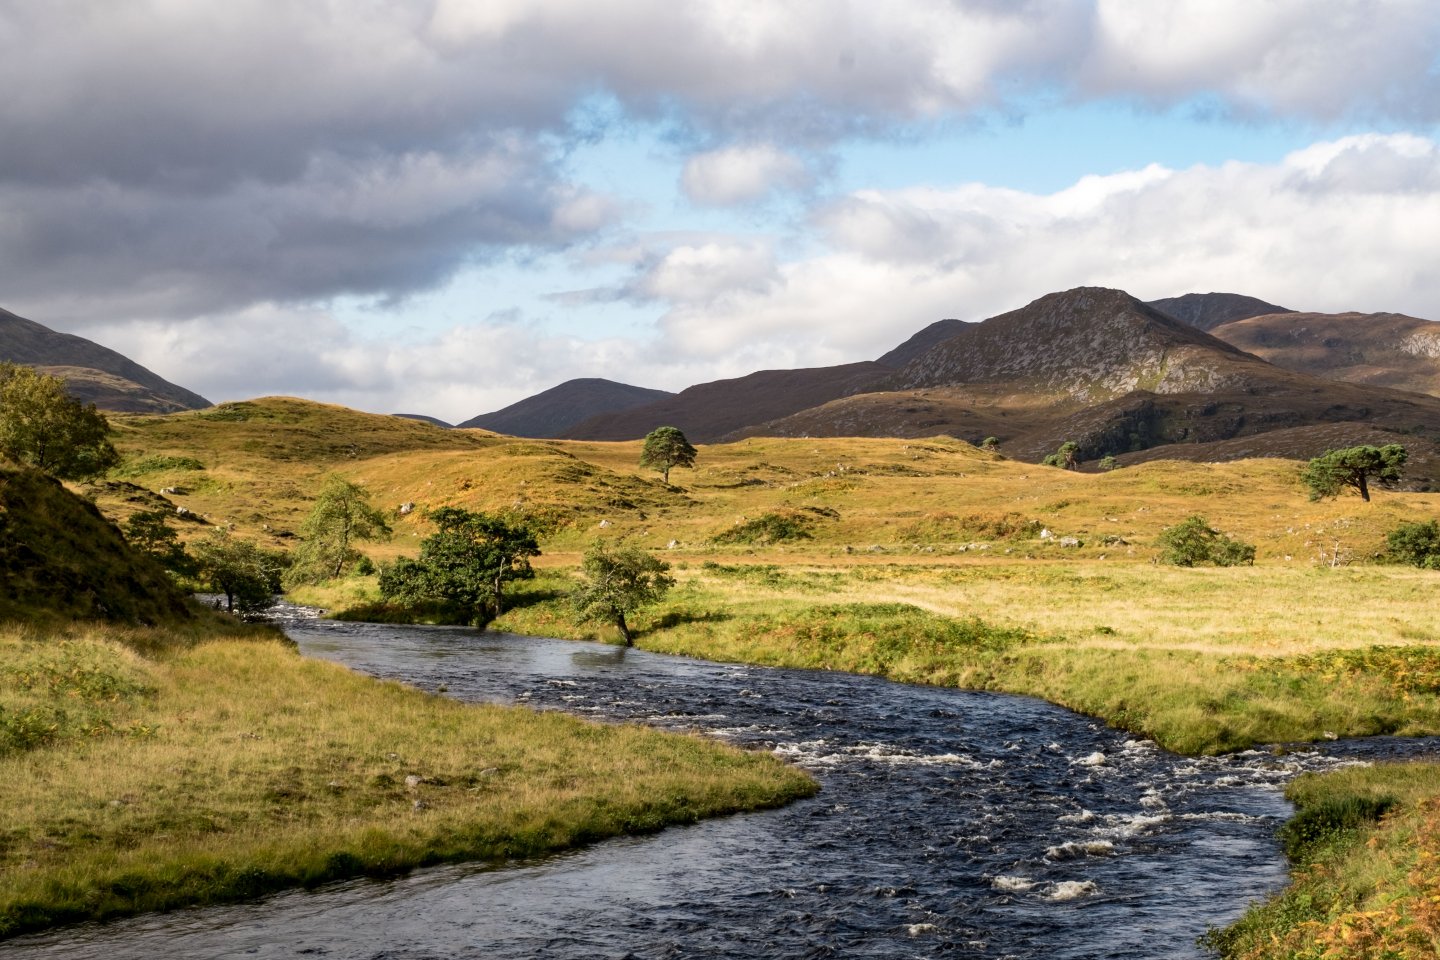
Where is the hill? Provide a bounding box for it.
[1147,292,1294,331]
[1206,310,1440,399]
[393,413,454,428]
[726,288,1440,480]
[460,378,674,437]
[0,465,194,622]
[561,362,889,442]
[0,307,210,413]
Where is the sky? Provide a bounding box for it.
[3,0,1440,423]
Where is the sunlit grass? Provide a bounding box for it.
[0,622,814,939]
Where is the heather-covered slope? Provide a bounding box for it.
[1147,292,1293,331]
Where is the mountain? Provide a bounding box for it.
[460,378,674,438]
[727,287,1440,481]
[561,362,890,442]
[1147,292,1293,331]
[876,318,966,368]
[884,287,1273,400]
[0,307,210,413]
[1205,311,1440,399]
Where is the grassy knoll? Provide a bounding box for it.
[1207,762,1440,959]
[0,621,814,939]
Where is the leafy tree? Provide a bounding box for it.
[379,508,539,625]
[192,530,285,615]
[980,436,999,452]
[1097,455,1119,472]
[122,508,191,575]
[1385,520,1440,569]
[1156,515,1255,567]
[1041,440,1079,470]
[284,475,392,586]
[1301,444,1407,502]
[571,541,675,645]
[0,362,119,479]
[639,426,697,484]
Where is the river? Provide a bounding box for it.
[10,609,1438,959]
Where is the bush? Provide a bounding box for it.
[711,512,814,545]
[1385,520,1440,569]
[1156,515,1256,567]
[1279,794,1397,863]
[1097,455,1119,472]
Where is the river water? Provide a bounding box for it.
[10,610,1440,959]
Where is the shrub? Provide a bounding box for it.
[1156,515,1255,567]
[1279,794,1397,863]
[1385,520,1440,569]
[1097,455,1119,472]
[711,512,814,545]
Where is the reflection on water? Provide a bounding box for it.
[11,608,1439,959]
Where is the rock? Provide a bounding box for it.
[398,501,415,515]
[1040,528,1053,539]
[412,799,429,810]
[667,539,678,549]
[598,519,610,528]
[1059,536,1082,548]
[404,774,423,789]
[160,486,180,495]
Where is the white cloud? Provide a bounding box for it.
[681,145,811,206]
[647,134,1440,363]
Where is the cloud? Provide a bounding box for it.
[645,134,1440,363]
[681,145,811,206]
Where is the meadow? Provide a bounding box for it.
[89,397,1440,954]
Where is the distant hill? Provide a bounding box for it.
[393,413,454,429]
[1147,292,1294,331]
[1206,311,1440,399]
[0,307,210,413]
[460,379,674,438]
[727,287,1440,483]
[884,287,1270,400]
[561,363,890,442]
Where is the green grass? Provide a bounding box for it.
[0,621,814,939]
[1207,762,1440,959]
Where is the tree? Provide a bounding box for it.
[1156,515,1255,567]
[1097,455,1119,472]
[1301,444,1407,502]
[0,362,119,479]
[285,475,392,586]
[570,541,675,645]
[192,530,285,615]
[123,508,191,575]
[1386,520,1440,570]
[639,426,697,484]
[980,436,999,452]
[1041,441,1079,470]
[379,508,539,625]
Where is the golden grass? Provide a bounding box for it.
[0,622,814,938]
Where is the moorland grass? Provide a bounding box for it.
[0,621,814,939]
[1206,762,1440,959]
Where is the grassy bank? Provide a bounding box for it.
[0,620,815,939]
[1208,762,1440,959]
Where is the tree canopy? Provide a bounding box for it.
[285,475,391,586]
[1385,520,1440,570]
[1156,515,1255,567]
[192,530,286,615]
[379,508,539,625]
[1301,444,1407,502]
[1041,440,1079,470]
[639,426,697,484]
[570,541,675,645]
[0,363,119,479]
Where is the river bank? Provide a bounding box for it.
[0,619,814,940]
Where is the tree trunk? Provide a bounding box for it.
[1357,472,1371,502]
[615,611,632,646]
[662,464,670,484]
